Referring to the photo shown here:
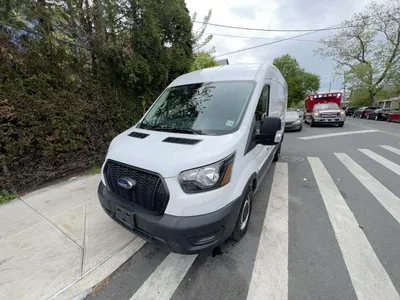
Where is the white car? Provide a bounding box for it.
[98,63,287,254]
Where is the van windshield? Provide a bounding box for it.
[139,81,255,135]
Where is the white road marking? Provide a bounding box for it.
[247,162,288,300]
[130,253,197,300]
[359,149,400,176]
[308,157,400,300]
[335,153,400,225]
[298,129,378,140]
[380,145,400,156]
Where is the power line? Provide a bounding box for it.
[205,32,320,42]
[214,28,337,58]
[194,20,346,32]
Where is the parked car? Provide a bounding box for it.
[296,109,304,118]
[284,111,302,131]
[345,107,357,116]
[97,63,287,254]
[387,110,400,123]
[367,109,391,121]
[353,106,381,118]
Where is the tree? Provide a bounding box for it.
[0,0,194,193]
[191,9,213,52]
[273,54,320,106]
[190,51,218,71]
[316,0,400,105]
[349,84,399,107]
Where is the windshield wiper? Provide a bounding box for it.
[139,116,155,130]
[139,120,204,135]
[173,128,204,135]
[151,125,203,135]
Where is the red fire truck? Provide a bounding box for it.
[304,92,346,127]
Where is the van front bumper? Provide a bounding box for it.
[97,182,242,254]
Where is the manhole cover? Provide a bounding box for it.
[280,156,305,162]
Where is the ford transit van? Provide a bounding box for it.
[98,64,287,254]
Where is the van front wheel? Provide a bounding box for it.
[273,143,281,162]
[231,187,253,242]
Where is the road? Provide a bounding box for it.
[86,117,400,300]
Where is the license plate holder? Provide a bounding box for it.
[115,205,135,229]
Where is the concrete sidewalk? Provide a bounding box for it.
[0,174,146,300]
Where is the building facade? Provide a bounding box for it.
[378,97,400,110]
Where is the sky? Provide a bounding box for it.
[185,0,382,92]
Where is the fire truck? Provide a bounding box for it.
[304,92,346,127]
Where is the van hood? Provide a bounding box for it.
[106,128,239,178]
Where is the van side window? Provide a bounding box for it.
[254,85,270,134]
[255,85,270,120]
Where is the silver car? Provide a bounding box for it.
[285,111,302,131]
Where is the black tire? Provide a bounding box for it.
[338,123,344,127]
[297,125,302,132]
[273,143,281,162]
[231,187,253,242]
[310,118,314,127]
[352,114,356,118]
[375,115,379,121]
[367,114,370,119]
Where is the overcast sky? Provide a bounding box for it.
[185,0,382,92]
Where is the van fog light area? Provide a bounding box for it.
[190,227,224,246]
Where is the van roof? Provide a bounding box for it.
[170,64,266,87]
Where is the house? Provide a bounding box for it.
[378,97,400,110]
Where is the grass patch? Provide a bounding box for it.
[87,165,101,175]
[0,190,19,205]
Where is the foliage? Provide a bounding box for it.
[316,0,400,104]
[349,85,400,107]
[192,9,214,52]
[0,190,18,204]
[273,54,320,106]
[87,166,101,175]
[190,51,218,71]
[0,0,194,192]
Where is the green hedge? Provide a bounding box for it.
[0,41,142,192]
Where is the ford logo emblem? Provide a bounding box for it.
[117,177,136,189]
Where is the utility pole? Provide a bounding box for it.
[342,74,347,107]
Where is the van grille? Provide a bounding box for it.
[104,160,169,215]
[321,112,339,118]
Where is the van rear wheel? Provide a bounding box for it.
[231,187,253,242]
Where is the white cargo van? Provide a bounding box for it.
[98,64,287,254]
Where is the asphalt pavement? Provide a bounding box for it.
[86,117,400,300]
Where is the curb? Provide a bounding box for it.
[51,238,146,300]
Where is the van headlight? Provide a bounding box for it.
[179,153,235,193]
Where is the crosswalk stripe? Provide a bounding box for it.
[129,253,197,300]
[380,145,400,156]
[335,153,400,225]
[298,129,379,140]
[247,162,288,300]
[308,157,400,300]
[359,149,400,176]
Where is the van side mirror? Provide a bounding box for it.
[256,117,282,145]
